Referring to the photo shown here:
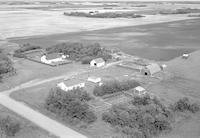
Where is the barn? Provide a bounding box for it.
[90,58,105,67]
[141,63,161,76]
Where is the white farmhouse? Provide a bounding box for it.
[41,53,66,64]
[56,80,85,92]
[90,58,105,67]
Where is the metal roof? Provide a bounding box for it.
[91,58,105,63]
[146,63,161,75]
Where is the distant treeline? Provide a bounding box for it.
[159,8,200,15]
[64,11,145,18]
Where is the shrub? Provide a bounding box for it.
[13,43,41,58]
[170,97,200,113]
[45,88,96,124]
[0,50,15,79]
[0,116,21,137]
[131,95,152,106]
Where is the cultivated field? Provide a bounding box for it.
[1,2,200,40]
[10,18,200,61]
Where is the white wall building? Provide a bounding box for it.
[41,53,66,64]
[90,58,105,67]
[134,86,146,96]
[57,81,85,92]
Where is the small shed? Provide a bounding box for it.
[182,53,189,59]
[141,63,161,76]
[134,86,146,96]
[90,58,105,67]
[87,76,101,84]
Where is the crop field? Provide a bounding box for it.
[10,18,200,61]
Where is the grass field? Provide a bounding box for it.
[0,104,56,138]
[10,18,200,61]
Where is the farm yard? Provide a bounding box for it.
[9,56,169,138]
[1,1,200,138]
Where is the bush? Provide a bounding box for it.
[0,50,15,79]
[170,97,200,113]
[131,95,152,106]
[0,116,21,137]
[13,43,41,58]
[45,88,96,124]
[93,80,140,97]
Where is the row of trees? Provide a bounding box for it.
[13,43,41,58]
[0,50,15,81]
[64,12,144,18]
[0,116,21,138]
[102,95,200,138]
[159,8,200,15]
[45,88,97,124]
[46,42,112,63]
[93,79,140,97]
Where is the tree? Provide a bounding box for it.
[0,50,15,81]
[0,116,21,138]
[45,88,96,124]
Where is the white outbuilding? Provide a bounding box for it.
[134,86,146,96]
[182,53,189,59]
[90,58,105,67]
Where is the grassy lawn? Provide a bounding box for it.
[0,104,57,138]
